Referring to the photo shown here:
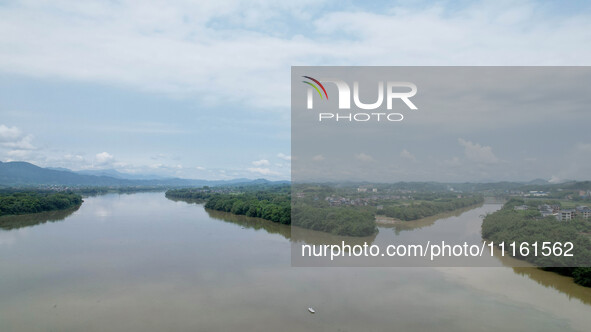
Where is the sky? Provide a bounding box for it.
[1,0,591,181]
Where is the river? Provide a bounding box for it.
[1,192,590,331]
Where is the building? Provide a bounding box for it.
[527,190,548,197]
[541,210,557,218]
[557,209,575,221]
[576,206,591,219]
[514,205,529,211]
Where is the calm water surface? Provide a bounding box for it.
[1,192,590,331]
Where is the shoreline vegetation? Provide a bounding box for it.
[0,191,83,218]
[482,198,591,287]
[375,196,484,221]
[166,185,484,237]
[0,205,81,230]
[166,185,291,225]
[292,184,484,236]
[374,201,485,226]
[4,184,591,288]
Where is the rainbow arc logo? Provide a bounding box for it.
[302,76,328,100]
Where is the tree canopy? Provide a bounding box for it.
[482,200,591,287]
[0,191,83,217]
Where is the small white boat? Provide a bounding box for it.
[308,307,315,314]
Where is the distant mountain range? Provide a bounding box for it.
[525,178,550,185]
[2,161,585,190]
[46,167,169,180]
[0,161,286,187]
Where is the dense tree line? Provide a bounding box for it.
[482,199,591,287]
[292,204,376,236]
[204,192,291,225]
[165,188,213,200]
[169,188,376,236]
[0,191,83,216]
[168,186,482,237]
[377,196,484,221]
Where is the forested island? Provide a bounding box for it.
[204,192,291,225]
[165,188,215,201]
[166,185,291,225]
[0,191,83,217]
[482,198,591,287]
[291,205,376,236]
[376,195,484,221]
[167,184,485,237]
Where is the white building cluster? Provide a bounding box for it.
[535,204,591,221]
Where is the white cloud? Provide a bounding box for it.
[277,153,291,161]
[312,154,325,161]
[149,162,182,170]
[252,159,270,166]
[6,149,31,159]
[95,151,114,164]
[63,154,85,162]
[2,135,35,149]
[458,138,499,164]
[0,125,21,141]
[1,1,590,111]
[0,125,36,150]
[400,149,416,162]
[355,153,375,162]
[247,167,279,176]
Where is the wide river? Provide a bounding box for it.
[1,192,591,331]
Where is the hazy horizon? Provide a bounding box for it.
[4,159,591,185]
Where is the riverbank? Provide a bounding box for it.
[375,202,485,226]
[0,191,83,218]
[482,198,591,287]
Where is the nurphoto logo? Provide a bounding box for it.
[302,76,418,122]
